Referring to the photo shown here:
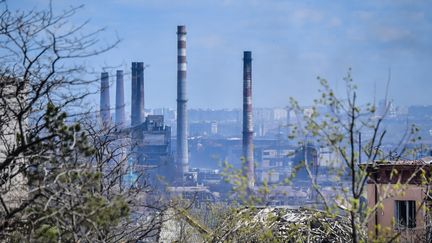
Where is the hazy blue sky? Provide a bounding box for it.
[10,0,432,109]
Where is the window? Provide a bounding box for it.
[395,200,416,229]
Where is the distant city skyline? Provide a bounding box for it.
[10,0,432,110]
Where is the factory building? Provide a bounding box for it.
[139,115,172,165]
[135,115,174,185]
[99,63,174,187]
[255,147,295,184]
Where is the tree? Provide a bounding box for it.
[0,2,202,241]
[81,119,176,242]
[0,1,136,240]
[183,69,428,242]
[10,103,131,242]
[289,69,424,242]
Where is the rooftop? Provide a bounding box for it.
[362,157,432,166]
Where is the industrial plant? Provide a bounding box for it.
[96,22,432,242]
[4,0,432,241]
[98,26,259,192]
[97,25,432,209]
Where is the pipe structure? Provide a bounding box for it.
[100,72,111,127]
[131,62,145,165]
[176,25,189,180]
[115,70,126,127]
[131,62,145,126]
[242,51,254,189]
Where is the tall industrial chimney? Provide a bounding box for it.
[176,25,189,179]
[115,70,126,127]
[131,62,145,126]
[242,51,254,189]
[100,72,111,126]
[131,62,145,164]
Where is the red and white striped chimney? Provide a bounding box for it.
[176,25,189,180]
[242,51,254,189]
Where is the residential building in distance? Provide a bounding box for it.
[256,147,295,184]
[365,159,432,241]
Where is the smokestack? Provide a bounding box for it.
[100,72,111,126]
[131,62,145,126]
[242,51,254,189]
[115,70,126,127]
[176,25,189,179]
[131,62,145,164]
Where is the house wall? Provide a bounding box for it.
[367,183,426,240]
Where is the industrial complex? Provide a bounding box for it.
[97,25,432,211]
[98,26,263,192]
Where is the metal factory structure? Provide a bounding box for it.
[100,72,111,126]
[115,70,126,127]
[242,51,255,189]
[130,62,145,164]
[140,115,172,164]
[131,62,145,126]
[176,25,189,181]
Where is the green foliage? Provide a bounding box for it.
[288,69,425,242]
[9,103,130,242]
[35,224,60,243]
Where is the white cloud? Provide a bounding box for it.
[375,26,412,42]
[195,35,225,49]
[354,10,374,21]
[346,28,368,41]
[290,8,324,26]
[328,17,342,28]
[346,26,412,43]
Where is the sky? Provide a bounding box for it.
[10,0,432,110]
